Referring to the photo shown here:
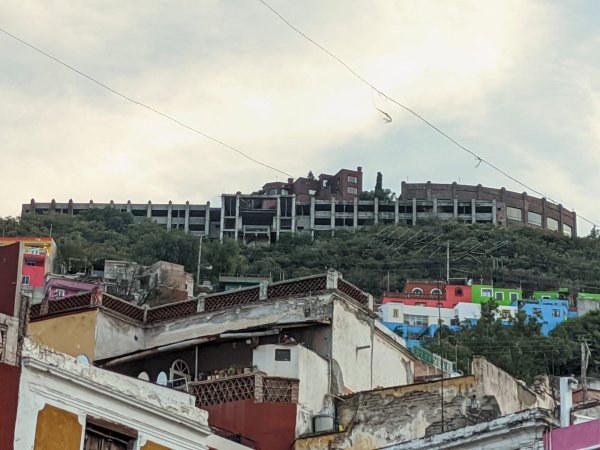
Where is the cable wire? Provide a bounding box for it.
[0,26,294,178]
[256,0,598,228]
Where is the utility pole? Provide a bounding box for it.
[196,235,203,286]
[446,241,450,282]
[581,340,590,403]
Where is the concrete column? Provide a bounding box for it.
[331,197,336,237]
[146,201,152,219]
[167,201,173,231]
[68,199,74,215]
[453,199,458,219]
[426,181,432,200]
[374,198,379,225]
[291,194,297,234]
[204,201,210,237]
[394,198,399,225]
[558,204,564,234]
[219,195,225,241]
[471,199,476,224]
[259,280,269,300]
[572,211,577,237]
[412,198,417,225]
[451,182,457,199]
[184,201,190,233]
[433,198,438,216]
[126,200,132,214]
[50,199,56,212]
[234,195,240,241]
[541,198,547,229]
[326,268,339,289]
[492,199,497,225]
[522,193,529,225]
[310,196,315,238]
[354,197,359,229]
[276,197,281,241]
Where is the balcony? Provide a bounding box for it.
[186,371,299,407]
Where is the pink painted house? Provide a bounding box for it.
[44,275,98,300]
[544,417,600,449]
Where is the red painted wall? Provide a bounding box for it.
[545,418,600,449]
[0,363,21,450]
[204,400,297,450]
[0,243,22,316]
[22,255,46,288]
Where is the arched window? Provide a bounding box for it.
[156,371,168,386]
[412,288,424,295]
[76,354,89,364]
[137,371,150,381]
[170,359,191,388]
[430,288,443,296]
[455,288,463,297]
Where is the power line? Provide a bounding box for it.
[256,0,598,229]
[0,26,293,179]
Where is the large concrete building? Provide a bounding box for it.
[22,180,578,241]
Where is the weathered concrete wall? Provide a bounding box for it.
[372,323,413,388]
[577,298,600,316]
[472,357,554,414]
[28,309,98,362]
[0,313,20,365]
[297,358,555,449]
[296,346,330,436]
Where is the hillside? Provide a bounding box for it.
[3,210,600,298]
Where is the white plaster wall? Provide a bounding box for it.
[0,313,20,365]
[372,327,412,388]
[331,299,374,393]
[296,346,330,436]
[455,303,481,321]
[253,344,300,379]
[380,303,455,325]
[14,340,247,450]
[94,311,146,360]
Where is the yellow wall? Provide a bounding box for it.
[29,309,98,361]
[142,442,171,450]
[34,404,82,450]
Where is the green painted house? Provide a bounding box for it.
[532,288,569,301]
[471,284,522,306]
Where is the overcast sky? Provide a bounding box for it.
[1,1,599,233]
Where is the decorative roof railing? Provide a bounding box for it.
[187,371,299,407]
[29,270,371,323]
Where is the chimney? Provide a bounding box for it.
[288,178,294,184]
[357,166,362,172]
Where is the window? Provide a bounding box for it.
[275,349,291,361]
[392,309,400,319]
[347,187,358,195]
[25,261,37,266]
[21,275,30,286]
[547,217,559,231]
[29,247,42,255]
[412,288,424,295]
[510,292,518,301]
[527,211,542,227]
[506,207,522,221]
[404,314,428,327]
[55,289,65,299]
[481,288,492,298]
[348,175,358,184]
[322,179,328,187]
[430,288,443,296]
[532,308,542,317]
[455,288,463,297]
[563,225,573,237]
[415,302,427,307]
[137,371,150,381]
[156,371,168,386]
[552,309,561,317]
[495,292,504,301]
[76,355,90,364]
[84,422,136,450]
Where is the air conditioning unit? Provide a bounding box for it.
[313,415,335,433]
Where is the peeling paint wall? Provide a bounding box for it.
[28,309,98,362]
[95,310,145,360]
[13,340,247,450]
[33,404,82,450]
